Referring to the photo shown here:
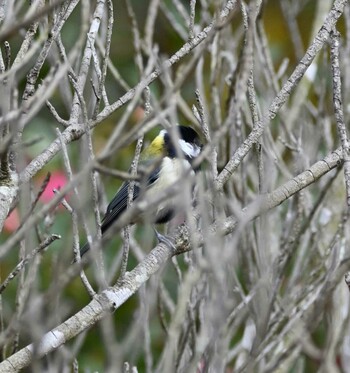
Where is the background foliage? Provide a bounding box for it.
[0,0,350,372]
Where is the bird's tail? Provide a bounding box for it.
[71,242,89,263]
[79,242,90,258]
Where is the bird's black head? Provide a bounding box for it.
[163,126,202,161]
[178,126,201,146]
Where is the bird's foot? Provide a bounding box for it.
[154,229,176,251]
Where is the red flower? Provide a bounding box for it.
[39,171,68,202]
[4,209,20,233]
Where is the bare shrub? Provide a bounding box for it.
[0,0,349,372]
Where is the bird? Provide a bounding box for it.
[78,125,202,258]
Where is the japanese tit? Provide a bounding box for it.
[79,125,202,258]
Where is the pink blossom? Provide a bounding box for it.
[40,171,68,202]
[4,209,20,233]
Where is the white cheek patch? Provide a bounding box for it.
[179,139,201,158]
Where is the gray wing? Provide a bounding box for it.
[101,182,140,233]
[101,166,161,232]
[79,166,160,258]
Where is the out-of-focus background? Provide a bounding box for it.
[1,0,349,371]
